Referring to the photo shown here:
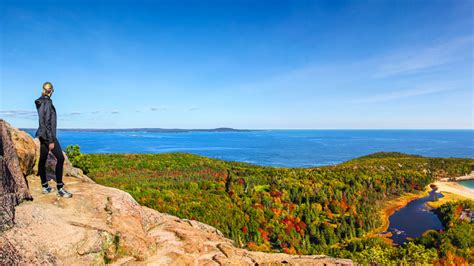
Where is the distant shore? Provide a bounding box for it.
[21,127,257,133]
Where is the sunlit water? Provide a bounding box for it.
[24,129,473,167]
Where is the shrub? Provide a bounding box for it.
[65,144,91,174]
[65,144,81,161]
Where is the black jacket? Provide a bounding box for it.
[34,95,57,144]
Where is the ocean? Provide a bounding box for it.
[24,129,474,168]
[459,180,474,189]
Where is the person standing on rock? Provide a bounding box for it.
[34,81,72,198]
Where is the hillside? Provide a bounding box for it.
[75,149,473,263]
[0,120,352,265]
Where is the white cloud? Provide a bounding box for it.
[374,36,473,77]
[150,107,166,111]
[0,110,37,119]
[353,86,459,104]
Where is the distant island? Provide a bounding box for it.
[21,127,256,133]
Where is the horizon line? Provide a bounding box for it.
[20,127,474,131]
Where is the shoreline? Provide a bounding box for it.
[374,176,474,242]
[432,181,474,201]
[370,189,430,243]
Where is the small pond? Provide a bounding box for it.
[387,189,444,245]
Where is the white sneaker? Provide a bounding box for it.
[57,188,73,198]
[42,186,55,194]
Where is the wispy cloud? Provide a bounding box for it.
[353,86,459,104]
[224,35,473,101]
[374,36,473,78]
[69,112,82,115]
[0,110,37,119]
[187,107,199,111]
[150,107,166,111]
[111,110,119,114]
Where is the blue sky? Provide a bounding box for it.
[1,0,472,129]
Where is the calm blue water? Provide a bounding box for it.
[24,129,474,167]
[388,189,444,245]
[459,180,474,189]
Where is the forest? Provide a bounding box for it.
[66,146,474,264]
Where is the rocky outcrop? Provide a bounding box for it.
[0,120,353,265]
[0,119,33,232]
[9,123,36,177]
